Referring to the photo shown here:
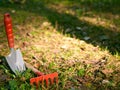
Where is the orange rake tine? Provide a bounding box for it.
[30,72,58,87]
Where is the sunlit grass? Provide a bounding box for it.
[0,0,120,90]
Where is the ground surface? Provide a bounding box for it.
[0,0,120,90]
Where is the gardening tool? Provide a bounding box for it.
[4,13,26,74]
[25,61,58,87]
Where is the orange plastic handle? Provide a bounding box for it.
[4,13,14,48]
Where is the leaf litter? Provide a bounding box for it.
[0,21,119,89]
[10,22,119,89]
[0,2,120,89]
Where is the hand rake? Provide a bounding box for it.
[25,58,58,88]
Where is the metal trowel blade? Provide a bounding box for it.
[6,49,26,74]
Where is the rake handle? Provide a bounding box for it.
[4,13,14,48]
[25,61,44,76]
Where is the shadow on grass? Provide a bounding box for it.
[67,0,120,15]
[0,55,9,66]
[0,55,5,63]
[0,55,10,73]
[0,0,120,55]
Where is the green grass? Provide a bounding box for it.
[0,0,120,90]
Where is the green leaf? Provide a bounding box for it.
[9,80,18,90]
[77,68,85,77]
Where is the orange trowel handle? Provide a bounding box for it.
[4,13,14,48]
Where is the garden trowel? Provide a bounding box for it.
[4,13,26,74]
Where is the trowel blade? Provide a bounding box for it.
[6,49,26,74]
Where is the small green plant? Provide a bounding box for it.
[49,61,56,69]
[77,68,85,77]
